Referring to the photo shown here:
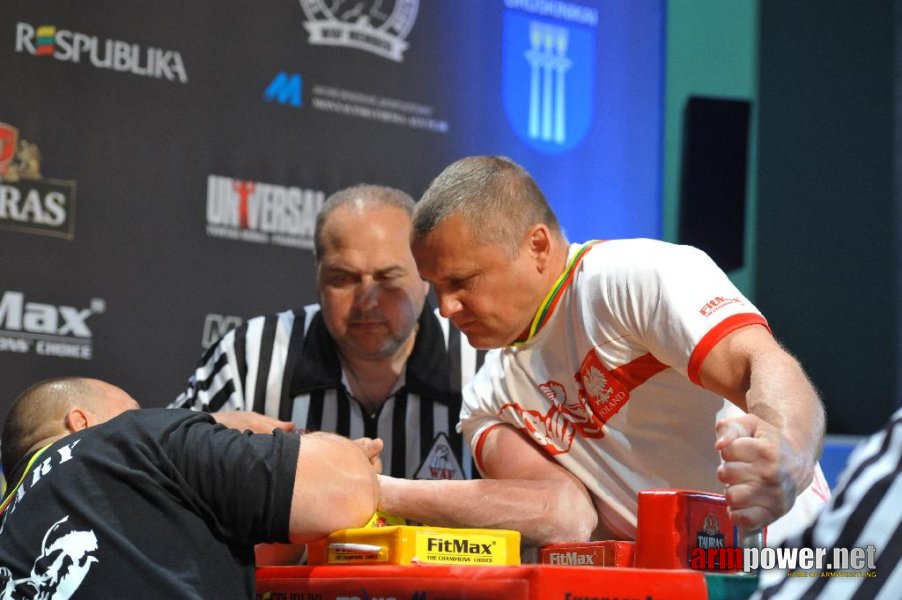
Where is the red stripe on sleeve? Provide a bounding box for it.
[473,423,506,475]
[688,313,770,386]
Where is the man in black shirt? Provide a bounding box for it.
[0,377,379,598]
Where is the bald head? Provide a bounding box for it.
[2,377,139,477]
[313,184,415,263]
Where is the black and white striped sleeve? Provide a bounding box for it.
[169,309,306,418]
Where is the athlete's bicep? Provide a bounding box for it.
[478,423,578,483]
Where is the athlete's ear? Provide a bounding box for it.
[64,407,92,432]
[527,224,553,268]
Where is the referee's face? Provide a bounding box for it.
[317,204,429,361]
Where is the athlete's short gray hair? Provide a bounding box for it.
[412,156,563,257]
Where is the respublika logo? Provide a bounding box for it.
[0,290,104,360]
[206,175,324,249]
[502,0,598,154]
[264,72,303,107]
[15,22,188,83]
[0,122,76,240]
[299,0,418,62]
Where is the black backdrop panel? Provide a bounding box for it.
[0,0,665,428]
[679,96,751,272]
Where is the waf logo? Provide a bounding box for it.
[574,350,629,424]
[502,0,598,154]
[414,433,464,480]
[299,0,418,62]
[15,22,188,83]
[0,122,76,239]
[205,175,324,250]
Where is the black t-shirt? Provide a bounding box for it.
[0,408,299,598]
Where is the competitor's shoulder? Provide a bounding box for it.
[102,407,216,441]
[580,238,716,274]
[585,238,707,259]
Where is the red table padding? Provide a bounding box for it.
[256,564,708,599]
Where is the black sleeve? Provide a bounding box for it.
[150,409,300,545]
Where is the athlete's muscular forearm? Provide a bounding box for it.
[702,325,825,529]
[379,422,597,546]
[377,474,597,547]
[744,344,825,483]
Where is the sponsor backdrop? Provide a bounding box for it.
[0,1,664,429]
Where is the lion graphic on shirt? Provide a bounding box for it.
[0,515,97,599]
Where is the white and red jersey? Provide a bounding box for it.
[460,239,829,544]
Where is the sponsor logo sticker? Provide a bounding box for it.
[0,123,76,240]
[205,175,324,249]
[264,72,303,107]
[15,22,188,83]
[699,296,744,317]
[414,432,464,480]
[300,0,419,62]
[202,313,243,348]
[502,0,598,154]
[0,290,104,360]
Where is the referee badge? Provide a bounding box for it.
[414,433,464,480]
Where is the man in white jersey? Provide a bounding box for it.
[377,155,829,547]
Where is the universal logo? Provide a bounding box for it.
[205,175,325,249]
[299,0,418,62]
[0,123,76,239]
[15,22,188,83]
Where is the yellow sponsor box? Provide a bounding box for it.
[307,525,521,566]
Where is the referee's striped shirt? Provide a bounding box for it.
[171,304,484,480]
[754,407,902,599]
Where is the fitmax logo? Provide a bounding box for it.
[0,291,105,360]
[264,72,302,107]
[548,551,595,565]
[0,291,99,337]
[425,538,492,554]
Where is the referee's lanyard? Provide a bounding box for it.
[0,444,52,515]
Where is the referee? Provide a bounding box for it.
[171,184,483,480]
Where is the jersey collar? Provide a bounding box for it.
[511,241,601,346]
